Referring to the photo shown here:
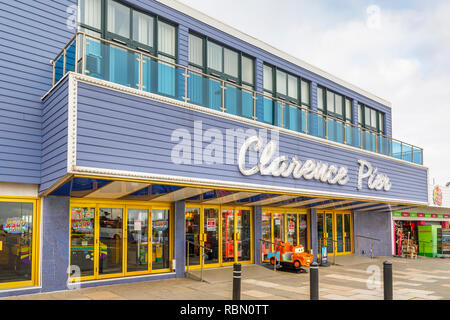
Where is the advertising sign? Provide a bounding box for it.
[288,221,295,233]
[321,246,328,264]
[3,217,28,234]
[207,218,217,231]
[72,219,93,233]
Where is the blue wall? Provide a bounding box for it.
[354,211,393,257]
[75,81,427,203]
[41,77,69,193]
[0,0,76,185]
[41,196,70,292]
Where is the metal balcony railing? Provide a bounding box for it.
[50,32,424,165]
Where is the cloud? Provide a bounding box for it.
[179,0,450,184]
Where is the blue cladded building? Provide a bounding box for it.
[0,0,428,297]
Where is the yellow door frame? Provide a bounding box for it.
[317,210,353,256]
[262,207,310,252]
[185,204,253,270]
[0,197,40,290]
[69,199,172,282]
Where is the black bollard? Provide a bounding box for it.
[310,262,319,300]
[383,261,393,300]
[232,263,242,300]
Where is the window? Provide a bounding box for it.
[207,41,223,73]
[78,0,102,30]
[188,33,203,68]
[358,103,385,133]
[158,20,176,59]
[345,98,352,123]
[276,70,287,96]
[224,48,238,78]
[263,65,273,92]
[107,0,130,38]
[301,80,310,107]
[317,87,324,113]
[241,56,254,86]
[133,11,154,47]
[317,86,352,120]
[0,200,36,287]
[263,64,310,106]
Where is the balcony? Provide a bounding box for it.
[50,33,423,165]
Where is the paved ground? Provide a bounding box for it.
[3,255,450,300]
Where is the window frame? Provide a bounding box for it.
[358,102,385,134]
[189,32,255,89]
[317,86,352,121]
[79,0,177,60]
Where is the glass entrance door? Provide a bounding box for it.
[185,206,252,268]
[325,213,333,255]
[317,211,353,257]
[237,209,251,262]
[203,208,219,265]
[126,208,149,274]
[98,207,124,277]
[185,207,201,267]
[222,209,235,264]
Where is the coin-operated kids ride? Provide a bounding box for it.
[267,242,313,273]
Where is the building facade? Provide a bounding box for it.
[0,0,428,296]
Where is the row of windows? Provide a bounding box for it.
[188,34,254,89]
[78,0,385,135]
[263,65,310,108]
[79,0,176,64]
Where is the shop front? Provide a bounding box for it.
[69,199,172,282]
[393,211,450,257]
[0,198,39,290]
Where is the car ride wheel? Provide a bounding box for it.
[270,257,275,265]
[294,260,301,268]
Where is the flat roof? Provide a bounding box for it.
[158,0,392,108]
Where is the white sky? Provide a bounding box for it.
[179,0,450,186]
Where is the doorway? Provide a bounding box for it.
[69,201,172,282]
[317,210,353,256]
[185,205,253,269]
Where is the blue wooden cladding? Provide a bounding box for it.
[0,0,423,187]
[73,80,427,203]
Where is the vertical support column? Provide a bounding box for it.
[310,208,318,263]
[254,58,264,122]
[177,25,189,101]
[41,196,70,292]
[253,205,262,265]
[174,200,186,278]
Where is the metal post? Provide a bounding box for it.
[304,109,308,134]
[252,92,257,120]
[280,103,284,128]
[221,80,226,112]
[233,263,242,300]
[370,240,374,259]
[310,262,319,300]
[183,67,189,103]
[82,33,87,75]
[383,261,393,300]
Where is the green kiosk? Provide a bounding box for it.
[418,225,442,257]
